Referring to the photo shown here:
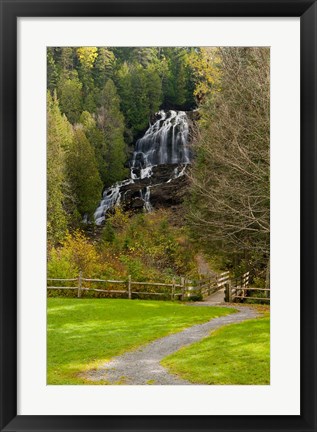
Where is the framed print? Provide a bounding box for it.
[0,0,316,431]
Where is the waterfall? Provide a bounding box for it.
[94,110,191,225]
[140,187,153,212]
[132,110,190,168]
[94,184,121,225]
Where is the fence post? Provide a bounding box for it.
[243,272,249,299]
[224,281,232,302]
[128,275,132,299]
[181,277,185,301]
[224,284,229,302]
[77,271,82,298]
[171,277,175,301]
[228,279,232,302]
[246,272,250,288]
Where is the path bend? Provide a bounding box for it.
[84,305,260,385]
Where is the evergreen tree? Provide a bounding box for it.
[76,47,98,112]
[145,64,162,116]
[60,47,75,73]
[97,80,128,185]
[67,127,103,217]
[116,63,151,134]
[128,65,150,132]
[161,48,195,109]
[93,48,116,89]
[57,70,83,124]
[47,92,73,245]
[79,111,107,183]
[116,61,133,124]
[47,48,59,93]
[130,47,159,67]
[172,51,187,107]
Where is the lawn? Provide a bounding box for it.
[161,315,270,385]
[47,298,234,384]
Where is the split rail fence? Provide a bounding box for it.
[47,270,270,303]
[47,272,186,301]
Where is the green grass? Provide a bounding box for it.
[47,298,234,384]
[161,315,270,385]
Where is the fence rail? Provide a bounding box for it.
[47,273,186,301]
[47,270,270,303]
[225,272,270,303]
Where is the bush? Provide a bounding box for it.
[47,209,203,298]
[48,230,101,278]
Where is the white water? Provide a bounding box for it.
[94,184,121,225]
[132,110,190,168]
[94,110,190,225]
[140,187,153,212]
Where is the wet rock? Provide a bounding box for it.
[122,164,189,212]
[94,110,193,225]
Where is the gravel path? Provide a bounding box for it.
[199,288,226,304]
[84,304,260,385]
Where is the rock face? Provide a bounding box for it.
[94,110,192,225]
[121,164,190,212]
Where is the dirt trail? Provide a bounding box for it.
[196,253,216,277]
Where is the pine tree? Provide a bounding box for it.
[93,48,116,89]
[161,48,195,109]
[145,64,162,116]
[47,91,73,245]
[60,47,75,73]
[130,47,159,67]
[97,80,128,185]
[76,47,98,112]
[116,62,132,123]
[57,71,83,124]
[67,127,103,217]
[47,48,59,93]
[79,111,107,184]
[129,66,150,132]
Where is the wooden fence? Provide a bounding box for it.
[47,270,270,303]
[184,271,230,299]
[47,272,185,301]
[47,271,230,301]
[225,271,270,303]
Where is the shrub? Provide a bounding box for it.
[48,230,101,278]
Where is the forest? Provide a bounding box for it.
[47,46,270,288]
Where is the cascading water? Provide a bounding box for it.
[140,187,153,212]
[94,110,191,225]
[131,110,190,169]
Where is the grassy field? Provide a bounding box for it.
[47,298,234,384]
[161,315,270,385]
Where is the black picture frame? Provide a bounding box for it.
[0,1,316,431]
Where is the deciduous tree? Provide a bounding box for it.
[188,48,270,274]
